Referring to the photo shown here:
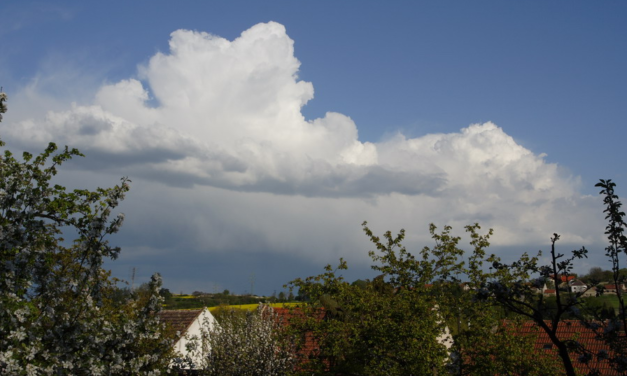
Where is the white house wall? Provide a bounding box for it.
[173,309,217,369]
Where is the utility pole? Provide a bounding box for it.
[130,267,137,290]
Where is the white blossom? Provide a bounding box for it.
[0,136,170,374]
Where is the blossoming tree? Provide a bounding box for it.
[0,92,173,375]
[198,305,295,376]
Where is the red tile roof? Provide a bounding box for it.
[605,285,624,291]
[158,309,203,337]
[272,307,323,369]
[516,320,622,376]
[550,274,576,283]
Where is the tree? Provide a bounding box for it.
[580,266,614,285]
[0,91,6,122]
[365,222,559,376]
[287,223,511,376]
[200,305,295,376]
[285,221,563,376]
[288,259,449,376]
[595,179,627,372]
[451,312,563,376]
[479,235,590,376]
[582,267,605,285]
[0,95,173,374]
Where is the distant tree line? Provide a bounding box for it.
[579,266,627,286]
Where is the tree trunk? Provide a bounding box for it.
[554,339,577,376]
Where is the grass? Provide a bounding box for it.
[594,294,621,310]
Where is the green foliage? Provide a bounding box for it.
[286,222,551,376]
[278,291,286,301]
[580,266,616,285]
[453,315,563,376]
[581,297,617,320]
[365,222,468,288]
[594,179,627,373]
[288,261,448,376]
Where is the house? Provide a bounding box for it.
[158,309,217,369]
[581,286,598,297]
[531,282,548,295]
[543,288,557,297]
[604,284,626,294]
[569,280,588,294]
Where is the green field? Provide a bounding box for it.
[592,294,620,310]
[163,291,297,309]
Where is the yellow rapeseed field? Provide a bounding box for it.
[173,295,197,299]
[208,302,301,312]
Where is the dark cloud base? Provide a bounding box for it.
[105,248,379,296]
[105,238,611,297]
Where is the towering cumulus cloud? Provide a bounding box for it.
[1,22,598,255]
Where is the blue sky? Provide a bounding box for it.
[1,1,626,295]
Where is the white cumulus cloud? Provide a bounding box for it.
[0,21,604,272]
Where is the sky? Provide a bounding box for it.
[1,1,626,295]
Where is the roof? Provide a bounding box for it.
[517,320,621,376]
[605,285,623,290]
[158,309,203,336]
[272,307,321,361]
[550,274,576,283]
